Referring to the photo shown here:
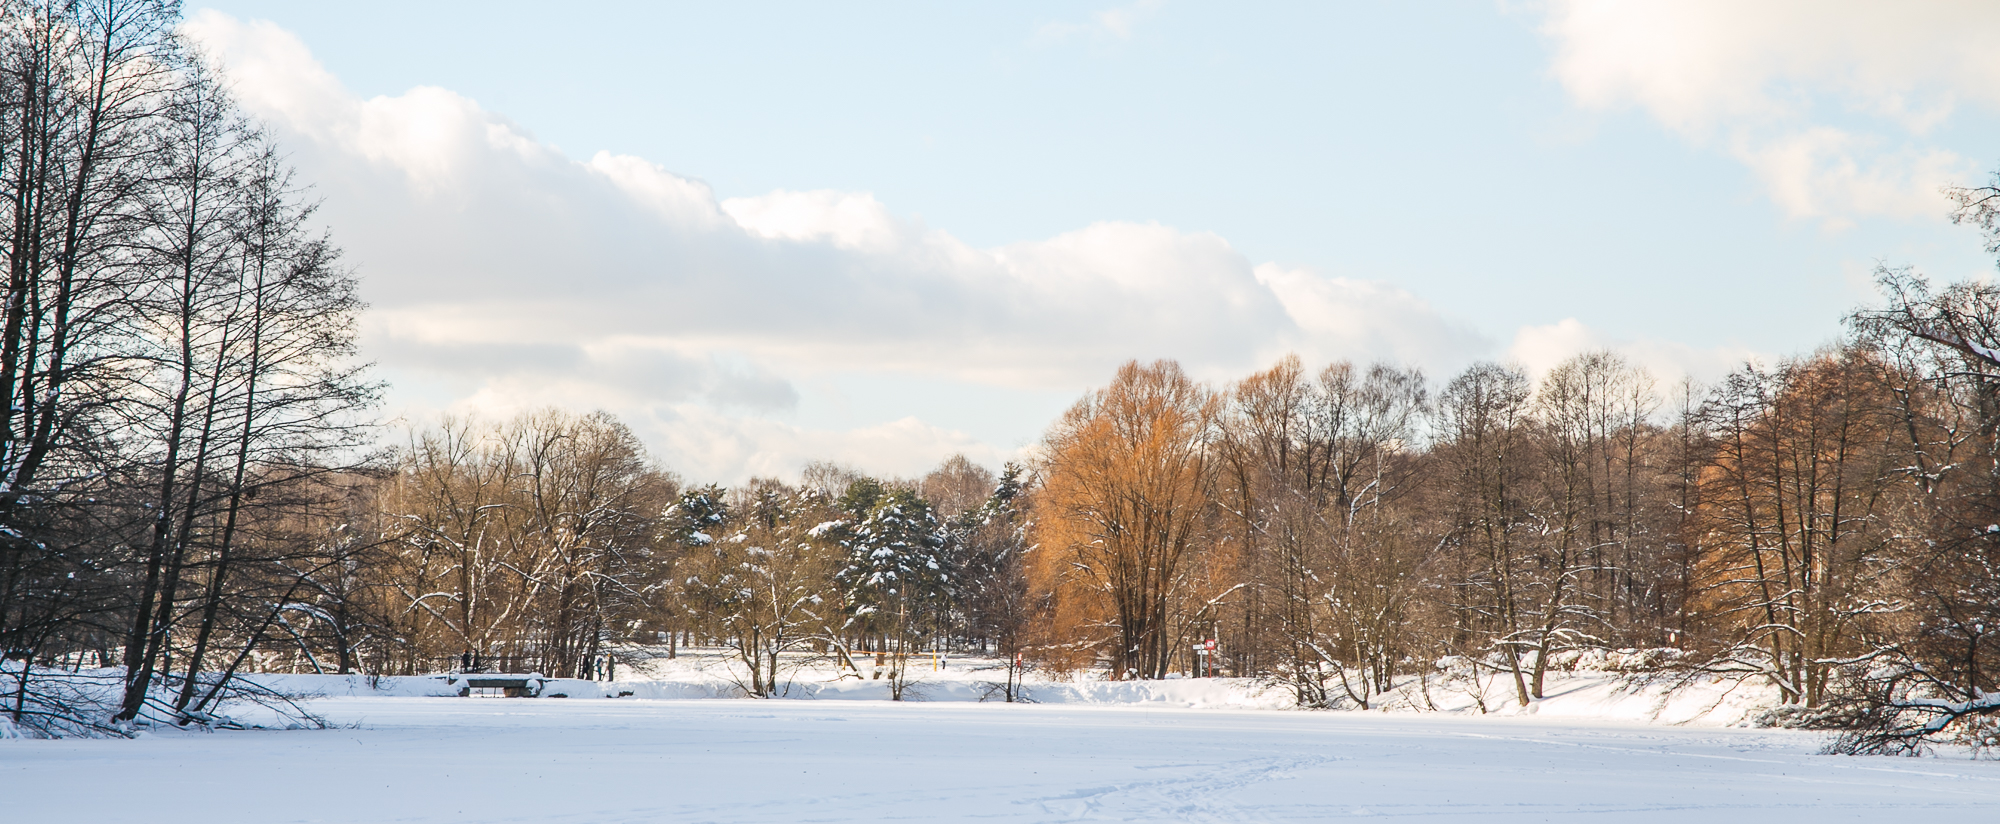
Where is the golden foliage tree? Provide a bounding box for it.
[1030,360,1222,679]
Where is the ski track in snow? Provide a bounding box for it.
[8,696,2000,822]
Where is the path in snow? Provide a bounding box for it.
[6,698,1998,822]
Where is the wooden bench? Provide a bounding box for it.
[447,673,548,698]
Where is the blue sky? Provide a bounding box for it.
[187,1,2000,483]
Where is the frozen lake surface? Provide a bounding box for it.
[7,697,1999,822]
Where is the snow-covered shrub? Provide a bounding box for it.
[1751,703,1858,730]
[1947,715,2000,759]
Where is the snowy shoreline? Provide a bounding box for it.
[203,648,1785,730]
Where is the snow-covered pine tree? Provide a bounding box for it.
[657,485,730,656]
[677,482,835,698]
[831,480,953,697]
[664,485,729,550]
[951,463,1034,699]
[951,464,1030,656]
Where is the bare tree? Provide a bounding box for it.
[1434,362,1537,706]
[370,412,671,678]
[1691,351,1899,707]
[921,453,994,521]
[1215,355,1429,707]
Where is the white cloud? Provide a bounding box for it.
[647,407,1014,485]
[588,152,730,229]
[1506,317,1758,390]
[1253,263,1489,377]
[1732,128,1968,225]
[186,10,1731,483]
[721,190,907,253]
[1535,0,1999,222]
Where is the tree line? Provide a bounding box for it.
[1019,175,2000,752]
[3,1,1998,753]
[229,252,2000,752]
[280,425,1032,702]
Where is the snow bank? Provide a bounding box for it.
[231,669,1291,709]
[1369,668,1781,726]
[800,673,1294,708]
[223,649,1778,727]
[234,672,739,700]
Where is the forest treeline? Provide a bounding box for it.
[38,266,1999,750]
[3,1,2000,753]
[231,174,2000,754]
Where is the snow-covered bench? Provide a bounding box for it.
[447,673,548,698]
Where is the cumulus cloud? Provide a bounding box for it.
[1253,264,1489,377]
[649,408,1013,485]
[188,10,1749,482]
[1506,318,1758,390]
[182,10,1487,482]
[721,190,906,252]
[1535,0,1999,222]
[191,10,1322,379]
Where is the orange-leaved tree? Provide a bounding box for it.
[1030,360,1222,679]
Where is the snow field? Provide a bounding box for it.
[6,697,2000,823]
[5,653,1988,821]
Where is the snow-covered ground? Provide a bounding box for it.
[217,648,1785,726]
[7,696,2000,822]
[6,653,1996,821]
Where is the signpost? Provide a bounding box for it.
[1192,638,1219,677]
